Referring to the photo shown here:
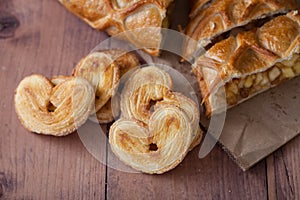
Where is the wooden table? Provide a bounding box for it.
[0,1,299,199]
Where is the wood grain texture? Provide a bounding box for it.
[0,0,299,199]
[0,0,107,199]
[107,146,267,200]
[268,136,300,200]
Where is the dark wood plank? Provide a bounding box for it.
[267,155,277,200]
[107,145,268,200]
[267,136,300,200]
[0,0,108,199]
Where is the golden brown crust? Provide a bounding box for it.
[58,0,174,55]
[92,49,140,123]
[99,49,140,76]
[14,75,94,136]
[193,11,300,116]
[184,0,298,58]
[189,126,203,151]
[109,106,193,174]
[73,51,120,113]
[96,99,117,123]
[120,66,173,124]
[189,0,212,18]
[155,92,201,143]
[110,66,202,173]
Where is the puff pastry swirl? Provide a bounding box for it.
[109,106,193,174]
[58,0,174,55]
[193,11,300,116]
[15,75,94,136]
[111,66,203,173]
[184,0,298,59]
[120,66,173,124]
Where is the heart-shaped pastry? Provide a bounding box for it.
[109,106,193,174]
[73,51,120,113]
[15,75,94,136]
[120,66,202,150]
[109,66,203,173]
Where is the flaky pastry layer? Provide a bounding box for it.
[193,11,300,116]
[110,66,203,173]
[15,75,94,136]
[184,0,298,59]
[58,0,174,55]
[109,106,193,174]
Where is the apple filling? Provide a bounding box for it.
[225,54,300,105]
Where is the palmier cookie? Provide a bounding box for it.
[109,106,193,174]
[15,75,94,136]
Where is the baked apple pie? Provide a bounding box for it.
[193,11,300,116]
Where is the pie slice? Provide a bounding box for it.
[184,0,298,59]
[58,0,174,56]
[193,11,300,116]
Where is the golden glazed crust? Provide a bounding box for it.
[193,11,300,116]
[58,0,174,55]
[184,0,298,59]
[14,75,94,136]
[109,106,193,174]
